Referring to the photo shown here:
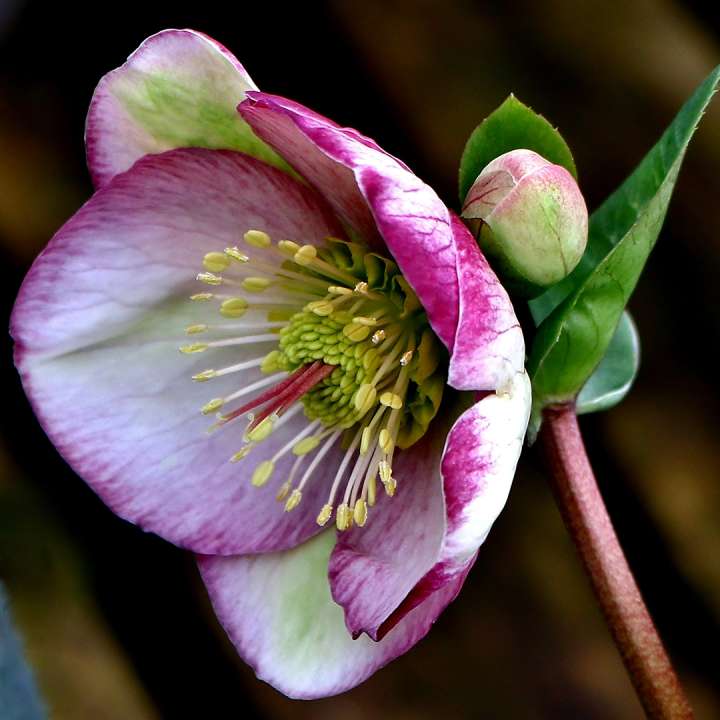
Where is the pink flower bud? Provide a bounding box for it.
[462,149,588,294]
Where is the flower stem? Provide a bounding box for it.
[539,403,693,719]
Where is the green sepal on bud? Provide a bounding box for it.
[462,149,588,297]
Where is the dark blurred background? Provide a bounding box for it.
[1,1,719,718]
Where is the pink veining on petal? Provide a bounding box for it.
[239,92,460,352]
[12,148,346,555]
[447,214,525,391]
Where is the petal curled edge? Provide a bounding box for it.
[12,148,347,555]
[448,215,525,391]
[199,530,472,699]
[328,371,530,641]
[239,92,460,353]
[86,29,288,188]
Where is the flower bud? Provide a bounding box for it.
[462,149,588,296]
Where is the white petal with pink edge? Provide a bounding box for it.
[12,148,346,555]
[199,530,471,698]
[86,29,288,188]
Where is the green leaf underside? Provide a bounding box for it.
[576,311,640,415]
[527,65,720,419]
[458,94,577,203]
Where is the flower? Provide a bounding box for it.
[462,149,588,295]
[11,30,531,698]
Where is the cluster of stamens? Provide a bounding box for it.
[180,229,443,530]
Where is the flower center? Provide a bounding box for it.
[180,230,445,530]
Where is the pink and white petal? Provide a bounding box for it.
[328,420,449,640]
[331,372,530,641]
[199,530,471,699]
[448,215,525,391]
[240,92,459,350]
[86,29,288,188]
[12,148,345,555]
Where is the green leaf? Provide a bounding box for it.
[576,311,640,414]
[458,95,577,202]
[528,65,720,419]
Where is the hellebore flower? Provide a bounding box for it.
[11,30,531,698]
[462,149,588,295]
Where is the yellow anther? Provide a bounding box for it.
[278,240,300,256]
[261,350,282,373]
[224,246,250,263]
[252,460,275,488]
[379,460,392,484]
[185,324,208,335]
[360,426,373,455]
[316,503,333,526]
[368,473,377,507]
[284,489,302,512]
[246,417,274,443]
[354,281,369,294]
[294,244,318,265]
[179,343,208,354]
[328,286,352,295]
[353,499,368,527]
[293,436,321,456]
[380,392,403,409]
[372,329,386,345]
[190,292,214,301]
[307,300,334,316]
[196,272,223,286]
[192,369,217,382]
[400,350,414,367]
[379,428,393,452]
[203,251,231,272]
[384,476,397,497]
[354,384,377,413]
[275,480,291,501]
[352,316,377,327]
[336,503,352,531]
[201,398,224,415]
[230,446,252,463]
[242,277,272,292]
[220,297,249,318]
[244,229,271,248]
[343,323,371,342]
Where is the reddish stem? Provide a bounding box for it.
[540,404,693,719]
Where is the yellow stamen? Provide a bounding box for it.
[201,398,224,415]
[372,329,386,344]
[352,316,377,327]
[275,480,291,501]
[384,476,397,496]
[343,323,371,342]
[252,460,275,487]
[192,369,217,382]
[179,343,208,354]
[230,446,252,463]
[380,392,403,409]
[203,252,230,272]
[400,349,414,366]
[244,229,271,248]
[224,246,250,263]
[294,244,318,266]
[353,499,368,527]
[284,489,302,512]
[379,428,393,452]
[316,503,333,526]
[220,297,249,318]
[336,503,352,530]
[278,240,300,256]
[190,292,214,301]
[185,324,208,335]
[354,383,377,413]
[379,460,392,484]
[246,417,274,443]
[367,473,377,506]
[328,286,352,295]
[293,436,321,456]
[242,277,272,292]
[196,272,223,286]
